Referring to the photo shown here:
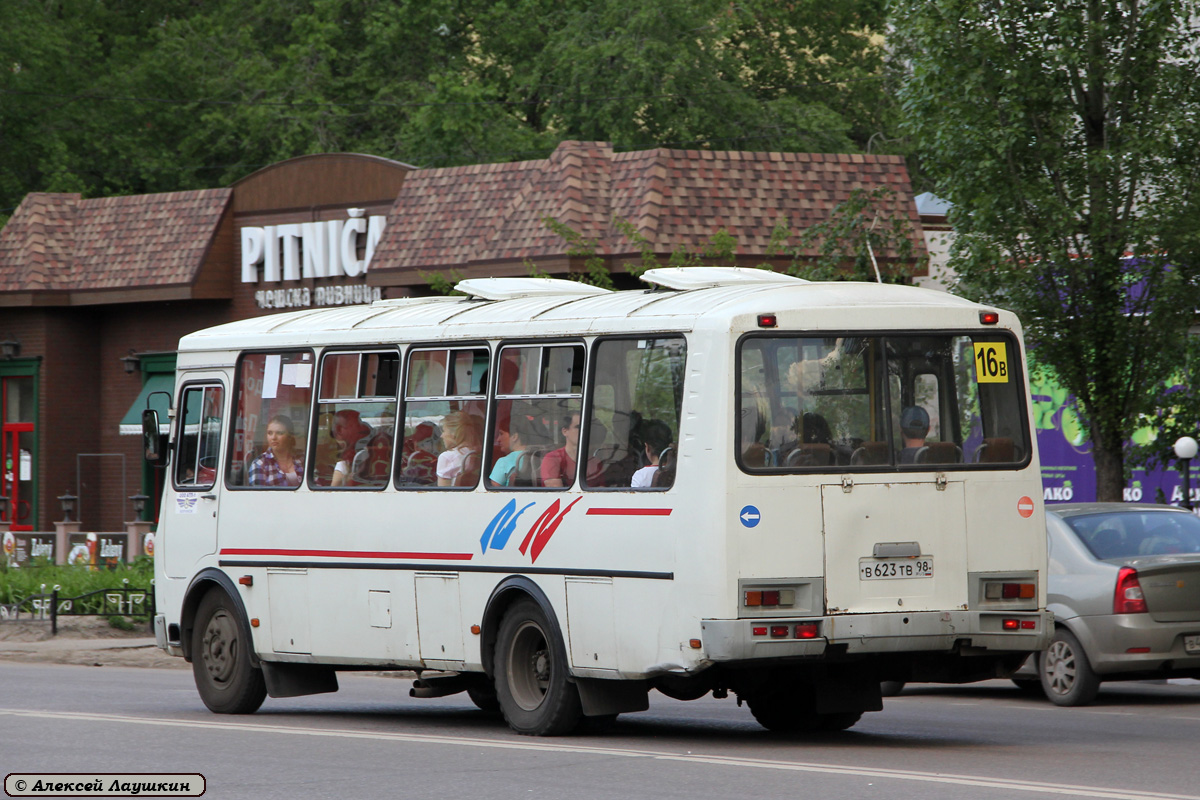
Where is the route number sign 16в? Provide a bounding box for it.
[973,342,1009,383]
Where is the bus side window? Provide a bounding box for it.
[397,347,487,489]
[487,344,584,490]
[584,336,686,490]
[310,351,398,489]
[175,385,224,489]
[226,351,313,489]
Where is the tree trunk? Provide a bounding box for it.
[1091,433,1126,503]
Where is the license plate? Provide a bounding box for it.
[860,557,934,580]
[1186,634,1200,654]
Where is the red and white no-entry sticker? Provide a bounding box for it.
[1017,496,1035,518]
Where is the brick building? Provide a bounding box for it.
[0,142,924,532]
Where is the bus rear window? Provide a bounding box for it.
[737,334,1029,472]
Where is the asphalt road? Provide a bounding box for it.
[2,663,1198,800]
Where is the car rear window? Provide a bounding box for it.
[1065,511,1200,559]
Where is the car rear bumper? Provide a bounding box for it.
[1074,613,1200,675]
[702,610,1052,662]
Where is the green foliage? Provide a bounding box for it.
[1127,336,1200,474]
[541,217,615,290]
[107,614,138,631]
[611,218,661,278]
[792,187,923,281]
[893,0,1200,500]
[422,269,466,295]
[0,558,154,613]
[0,0,900,213]
[668,229,739,268]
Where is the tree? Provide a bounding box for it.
[893,0,1200,501]
[1,0,902,218]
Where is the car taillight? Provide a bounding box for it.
[1113,567,1147,614]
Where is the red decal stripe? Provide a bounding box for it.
[585,508,673,517]
[220,548,473,561]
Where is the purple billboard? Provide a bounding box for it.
[1032,371,1199,506]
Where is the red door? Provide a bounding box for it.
[1,375,36,531]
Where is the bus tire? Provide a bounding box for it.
[192,589,266,714]
[467,683,501,714]
[494,599,581,736]
[746,689,821,733]
[820,712,862,731]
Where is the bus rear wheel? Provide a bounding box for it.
[493,599,581,736]
[746,689,821,733]
[191,590,266,714]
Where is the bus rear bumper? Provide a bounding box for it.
[701,610,1052,662]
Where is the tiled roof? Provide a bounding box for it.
[370,141,924,275]
[0,189,231,294]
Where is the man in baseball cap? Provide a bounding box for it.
[899,406,930,464]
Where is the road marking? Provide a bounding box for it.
[2,708,1197,800]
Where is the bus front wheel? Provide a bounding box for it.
[493,599,581,736]
[191,590,266,714]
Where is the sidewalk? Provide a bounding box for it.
[0,636,157,653]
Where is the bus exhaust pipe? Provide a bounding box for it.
[409,675,471,699]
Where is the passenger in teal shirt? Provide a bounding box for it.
[489,416,532,486]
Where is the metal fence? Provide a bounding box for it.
[0,581,154,635]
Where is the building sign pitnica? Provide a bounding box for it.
[241,208,387,285]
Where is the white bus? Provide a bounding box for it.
[145,267,1051,735]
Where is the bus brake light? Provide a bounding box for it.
[794,623,819,639]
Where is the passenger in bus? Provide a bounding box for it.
[330,409,372,487]
[899,406,931,464]
[540,412,602,487]
[652,444,677,488]
[436,410,484,486]
[540,413,581,487]
[488,415,533,487]
[399,421,438,485]
[631,420,673,488]
[248,414,303,487]
[596,411,643,487]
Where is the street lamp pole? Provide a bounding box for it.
[1174,436,1199,511]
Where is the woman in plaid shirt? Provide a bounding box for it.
[248,414,304,487]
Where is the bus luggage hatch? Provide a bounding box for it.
[820,481,968,615]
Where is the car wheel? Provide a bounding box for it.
[880,680,906,697]
[1039,628,1100,707]
[191,590,266,714]
[493,599,582,735]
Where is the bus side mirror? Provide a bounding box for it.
[142,409,168,466]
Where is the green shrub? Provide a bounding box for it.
[0,558,154,614]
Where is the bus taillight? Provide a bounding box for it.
[744,588,796,607]
[794,623,819,639]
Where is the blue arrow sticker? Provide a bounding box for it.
[739,505,761,528]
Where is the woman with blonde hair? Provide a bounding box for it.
[436,410,484,486]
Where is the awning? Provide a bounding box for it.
[118,374,176,435]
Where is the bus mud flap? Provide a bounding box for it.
[575,678,650,717]
[261,662,339,699]
[814,679,883,714]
